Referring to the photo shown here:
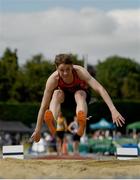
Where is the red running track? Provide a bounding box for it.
[34,154,93,160]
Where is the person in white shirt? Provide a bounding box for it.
[68,116,80,155]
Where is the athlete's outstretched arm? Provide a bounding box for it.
[76,66,125,127]
[88,77,125,127]
[31,73,58,142]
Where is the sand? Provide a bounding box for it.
[0,157,140,179]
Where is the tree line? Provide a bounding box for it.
[0,47,140,103]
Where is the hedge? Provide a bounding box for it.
[0,100,140,131]
[0,102,39,126]
[88,100,140,133]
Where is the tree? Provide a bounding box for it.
[96,56,140,99]
[22,54,55,102]
[0,48,19,102]
[122,73,140,99]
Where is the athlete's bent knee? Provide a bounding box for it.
[74,90,87,99]
[52,89,64,103]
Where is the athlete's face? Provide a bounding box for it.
[57,64,73,79]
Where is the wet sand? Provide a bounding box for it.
[0,156,140,179]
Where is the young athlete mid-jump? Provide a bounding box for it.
[31,54,125,142]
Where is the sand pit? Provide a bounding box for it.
[0,155,140,179]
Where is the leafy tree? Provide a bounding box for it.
[122,73,140,99]
[70,54,84,66]
[11,69,31,102]
[22,54,55,102]
[0,48,19,101]
[2,47,139,102]
[96,56,140,99]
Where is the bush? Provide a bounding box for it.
[0,102,39,126]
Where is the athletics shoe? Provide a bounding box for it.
[76,111,86,137]
[44,110,56,137]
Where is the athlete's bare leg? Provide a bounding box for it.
[49,89,64,119]
[73,141,80,155]
[56,137,63,156]
[44,90,64,136]
[74,90,87,136]
[74,90,87,115]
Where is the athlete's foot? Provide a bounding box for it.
[77,111,86,137]
[44,110,56,137]
[73,152,80,156]
[57,152,62,156]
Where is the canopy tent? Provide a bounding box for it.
[0,120,31,133]
[126,121,140,130]
[90,118,116,130]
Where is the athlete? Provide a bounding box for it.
[31,54,125,142]
[56,111,67,155]
[68,116,80,155]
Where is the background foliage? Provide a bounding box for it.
[0,47,140,130]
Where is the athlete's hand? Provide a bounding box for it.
[111,108,125,127]
[31,130,41,142]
